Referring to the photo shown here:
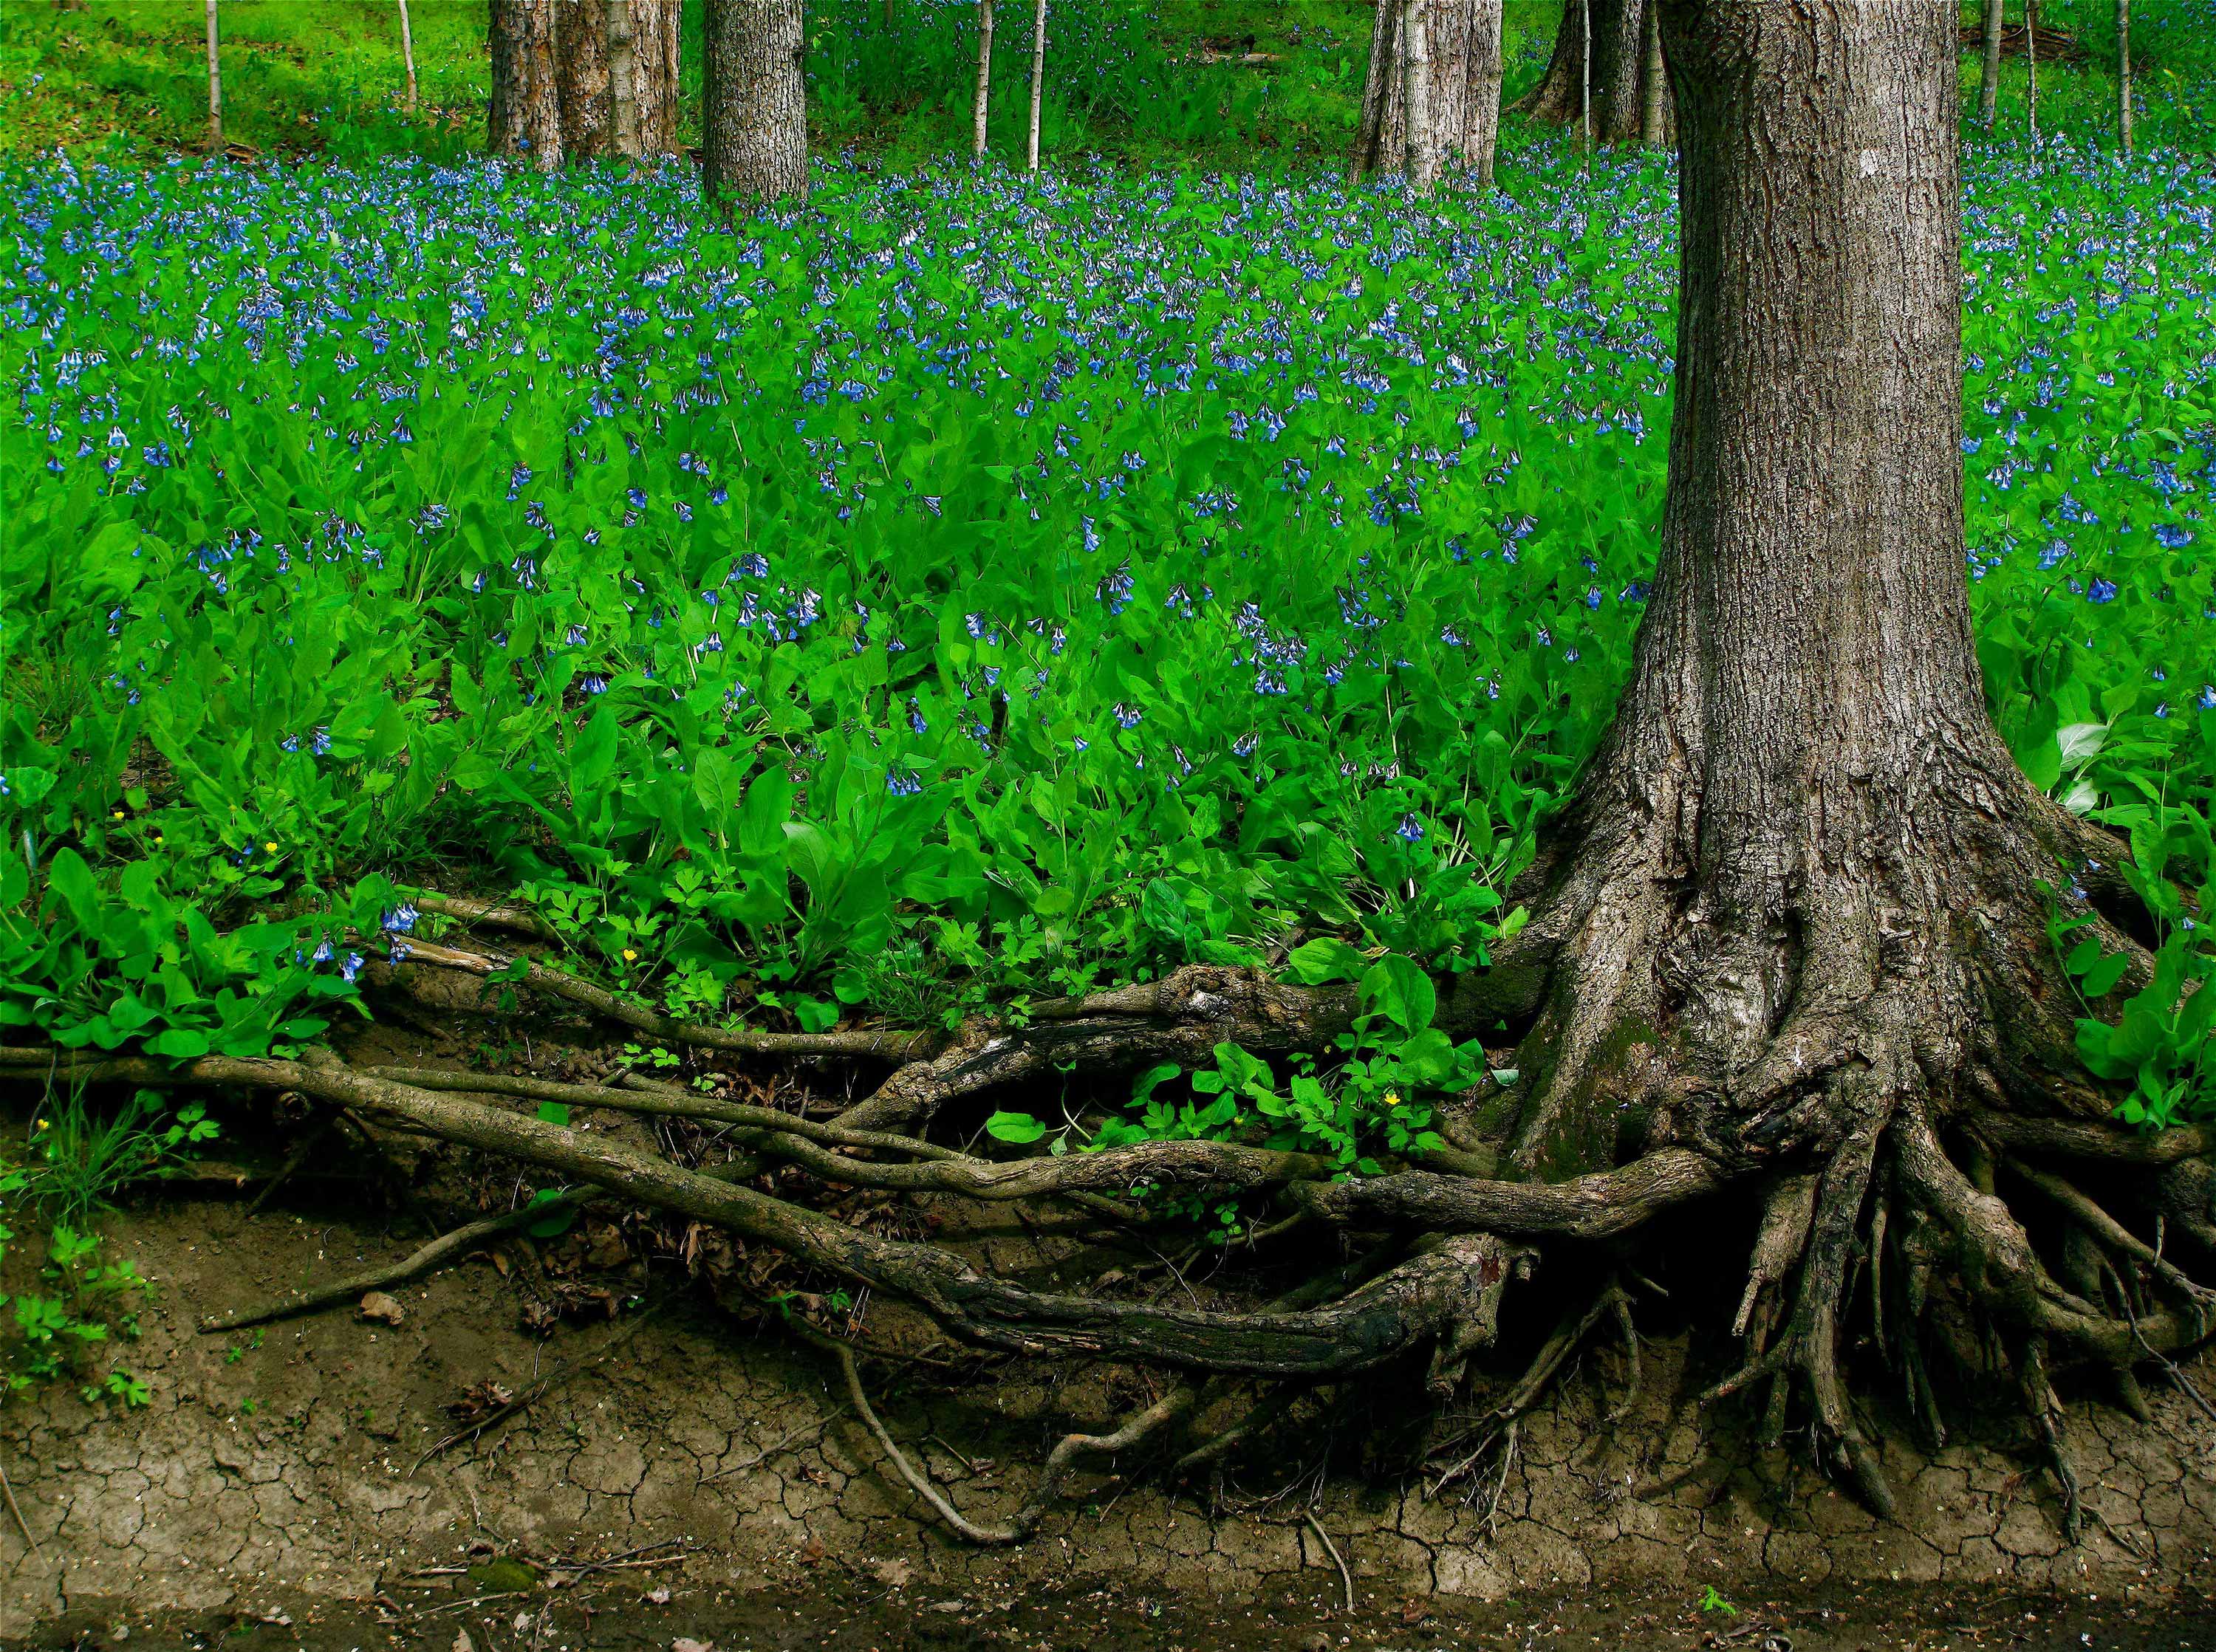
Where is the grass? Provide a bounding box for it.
[4,0,2204,166]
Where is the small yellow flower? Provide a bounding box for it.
[33,1118,47,1131]
[622,948,639,962]
[112,809,126,821]
[1384,1091,1402,1108]
[264,841,279,854]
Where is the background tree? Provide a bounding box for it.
[1979,0,2005,126]
[1352,0,1504,190]
[396,0,417,114]
[490,0,562,168]
[203,0,219,151]
[702,0,807,202]
[972,0,994,162]
[2117,0,2131,154]
[1025,0,1047,173]
[554,0,609,158]
[1518,0,1669,146]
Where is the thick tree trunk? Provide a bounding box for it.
[702,0,808,202]
[972,0,995,162]
[205,0,221,151]
[1636,0,1663,146]
[490,0,562,168]
[1979,0,2005,127]
[1352,0,1503,189]
[1025,0,1047,171]
[397,0,418,112]
[555,0,610,160]
[607,0,643,157]
[1468,0,2172,1521]
[635,0,682,154]
[1518,0,1666,146]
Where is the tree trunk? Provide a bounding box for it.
[1401,0,1436,196]
[205,0,221,151]
[555,0,610,159]
[490,0,562,168]
[1636,0,1663,147]
[397,0,418,112]
[1025,0,1047,172]
[1352,0,1502,190]
[2027,0,2039,146]
[635,0,682,154]
[1978,0,2004,127]
[1518,0,1663,145]
[2117,0,2130,156]
[1475,0,2156,1518]
[702,0,808,203]
[972,0,995,162]
[607,0,643,157]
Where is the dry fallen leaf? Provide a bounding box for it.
[672,1639,715,1652]
[869,1557,912,1588]
[645,1586,672,1605]
[358,1291,406,1326]
[798,1535,826,1565]
[451,1633,473,1652]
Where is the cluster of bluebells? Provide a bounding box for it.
[1,140,2211,1001]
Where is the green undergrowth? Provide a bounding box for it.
[0,137,2212,1180]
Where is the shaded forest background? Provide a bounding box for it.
[2,0,2209,167]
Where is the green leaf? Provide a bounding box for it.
[1360,955,1436,1034]
[2079,951,2133,999]
[984,1111,1048,1145]
[1285,936,1367,985]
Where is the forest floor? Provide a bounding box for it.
[8,1006,2216,1651]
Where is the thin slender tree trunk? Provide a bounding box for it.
[205,0,221,151]
[2116,0,2131,156]
[607,0,642,157]
[1401,0,1437,196]
[2027,0,2039,148]
[1579,0,1592,160]
[972,0,994,162]
[1025,0,1046,172]
[702,0,808,202]
[1637,0,1663,147]
[397,0,418,112]
[556,0,610,159]
[1979,0,2004,127]
[490,0,563,168]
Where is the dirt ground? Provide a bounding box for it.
[9,1069,2216,1651]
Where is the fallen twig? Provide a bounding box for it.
[199,1189,595,1333]
[1303,1509,1355,1614]
[411,1306,662,1473]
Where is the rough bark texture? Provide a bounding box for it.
[702,0,809,202]
[635,0,683,155]
[607,0,643,157]
[555,0,611,160]
[1519,0,1670,145]
[490,0,563,168]
[1352,0,1503,189]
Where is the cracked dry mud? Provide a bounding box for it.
[8,1197,2216,1649]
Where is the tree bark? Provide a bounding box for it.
[1637,0,1663,146]
[1518,0,1666,146]
[1352,0,1503,189]
[2116,0,2130,156]
[205,0,221,151]
[2027,0,2039,145]
[972,0,995,162]
[702,0,809,203]
[635,0,682,154]
[555,0,610,159]
[397,0,418,112]
[607,0,643,157]
[1979,0,2004,127]
[490,0,562,168]
[1401,0,1437,195]
[1025,0,1047,172]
